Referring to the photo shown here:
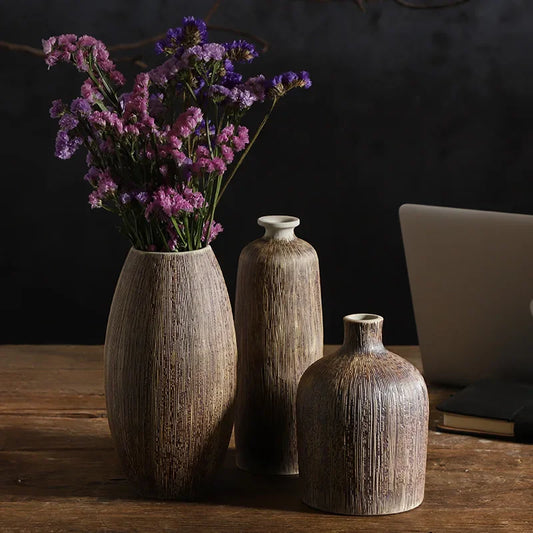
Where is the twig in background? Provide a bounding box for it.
[392,0,471,9]
[0,25,269,60]
[205,0,223,23]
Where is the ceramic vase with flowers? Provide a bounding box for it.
[43,16,311,499]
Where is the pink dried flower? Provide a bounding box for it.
[216,124,234,145]
[202,220,223,244]
[81,79,103,104]
[182,187,206,209]
[220,144,234,163]
[232,125,249,151]
[195,145,210,158]
[172,107,203,138]
[145,186,194,220]
[88,190,102,209]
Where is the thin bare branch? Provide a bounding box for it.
[208,25,269,53]
[114,56,149,69]
[393,0,470,8]
[205,0,223,23]
[0,40,44,57]
[0,22,269,64]
[108,34,164,52]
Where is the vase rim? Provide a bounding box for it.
[257,215,300,229]
[129,245,212,256]
[344,313,383,323]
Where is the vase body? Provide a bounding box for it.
[104,246,237,499]
[234,215,323,475]
[297,314,429,515]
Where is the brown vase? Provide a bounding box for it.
[104,246,237,499]
[297,314,429,515]
[234,215,323,475]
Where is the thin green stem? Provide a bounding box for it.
[205,173,223,245]
[183,81,198,103]
[215,98,278,206]
[183,216,194,250]
[170,217,187,247]
[156,222,171,252]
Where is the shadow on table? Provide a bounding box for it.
[0,425,317,513]
[206,449,317,514]
[0,424,135,500]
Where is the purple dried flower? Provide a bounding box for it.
[119,192,132,205]
[96,171,117,195]
[148,92,166,119]
[49,99,66,118]
[135,191,149,205]
[43,20,312,253]
[84,166,100,185]
[228,87,255,109]
[181,16,208,46]
[181,43,225,65]
[148,56,181,86]
[221,69,243,89]
[155,17,207,56]
[209,84,231,101]
[70,97,92,116]
[267,70,312,98]
[224,40,258,63]
[59,113,79,131]
[242,75,266,102]
[55,130,83,159]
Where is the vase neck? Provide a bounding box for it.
[342,314,385,354]
[258,215,300,241]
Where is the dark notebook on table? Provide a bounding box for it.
[436,379,533,441]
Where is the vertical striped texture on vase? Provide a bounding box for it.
[297,314,429,515]
[234,216,323,475]
[104,246,237,499]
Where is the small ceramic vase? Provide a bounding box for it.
[297,313,429,515]
[234,215,323,475]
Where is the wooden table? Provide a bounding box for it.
[0,345,531,532]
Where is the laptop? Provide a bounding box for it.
[399,204,533,386]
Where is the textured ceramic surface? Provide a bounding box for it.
[234,216,323,475]
[104,246,237,499]
[297,314,429,515]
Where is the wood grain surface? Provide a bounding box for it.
[104,247,237,499]
[297,316,428,515]
[0,345,531,532]
[234,235,323,475]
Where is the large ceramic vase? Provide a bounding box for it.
[297,313,429,515]
[104,246,237,499]
[234,215,323,475]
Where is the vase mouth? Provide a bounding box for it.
[344,313,383,324]
[130,245,212,256]
[257,215,300,229]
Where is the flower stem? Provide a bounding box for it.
[215,98,278,206]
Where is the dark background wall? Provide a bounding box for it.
[1,0,532,345]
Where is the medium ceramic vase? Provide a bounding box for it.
[297,314,429,515]
[104,246,237,499]
[234,215,323,475]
